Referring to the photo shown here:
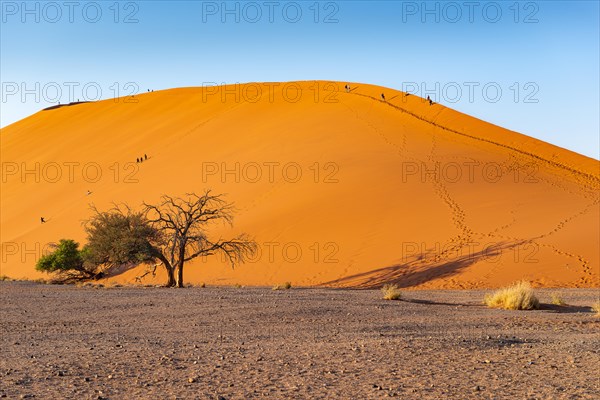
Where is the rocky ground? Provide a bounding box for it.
[0,281,598,399]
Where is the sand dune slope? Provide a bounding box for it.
[1,81,598,288]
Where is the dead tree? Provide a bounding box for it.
[143,191,256,287]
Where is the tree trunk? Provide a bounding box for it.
[177,262,184,288]
[176,246,186,288]
[155,252,176,287]
[166,266,176,287]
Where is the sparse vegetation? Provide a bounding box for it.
[234,283,243,288]
[273,282,292,290]
[484,281,539,310]
[77,282,105,289]
[0,275,11,281]
[37,191,255,288]
[381,283,402,300]
[551,292,566,306]
[84,191,256,287]
[35,239,102,283]
[186,282,207,288]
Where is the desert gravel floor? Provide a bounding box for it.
[0,281,599,399]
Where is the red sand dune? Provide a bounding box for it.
[1,81,598,288]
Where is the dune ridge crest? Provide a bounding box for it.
[1,81,598,289]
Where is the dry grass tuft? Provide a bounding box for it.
[0,275,12,281]
[484,281,539,310]
[592,301,600,317]
[272,282,292,291]
[551,292,566,306]
[80,282,104,288]
[381,284,402,300]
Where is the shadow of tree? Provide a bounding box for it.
[322,240,530,289]
[101,261,138,278]
[399,298,480,307]
[539,304,596,314]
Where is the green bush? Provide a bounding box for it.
[36,239,84,273]
[36,239,99,282]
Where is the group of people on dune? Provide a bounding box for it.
[343,84,435,106]
[379,91,434,106]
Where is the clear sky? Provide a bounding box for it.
[1,1,598,158]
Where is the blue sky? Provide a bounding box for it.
[1,1,598,158]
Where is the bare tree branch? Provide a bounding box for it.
[141,191,255,287]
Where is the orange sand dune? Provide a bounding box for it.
[1,81,599,288]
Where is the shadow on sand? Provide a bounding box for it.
[539,304,596,314]
[43,101,91,111]
[398,298,480,307]
[322,240,531,290]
